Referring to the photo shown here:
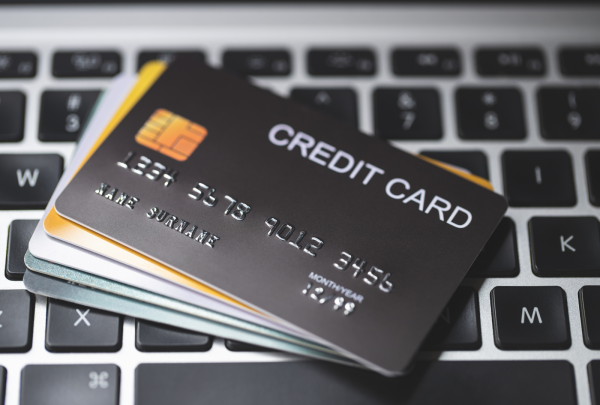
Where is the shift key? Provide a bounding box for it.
[0,154,63,209]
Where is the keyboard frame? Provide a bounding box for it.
[0,3,599,404]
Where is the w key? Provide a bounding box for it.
[0,154,63,209]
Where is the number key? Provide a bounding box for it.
[21,364,119,405]
[456,88,526,139]
[290,88,358,127]
[538,87,600,140]
[39,91,100,142]
[373,88,442,139]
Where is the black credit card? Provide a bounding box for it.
[55,58,507,376]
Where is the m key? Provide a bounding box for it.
[529,217,600,276]
[491,286,570,350]
[0,154,63,209]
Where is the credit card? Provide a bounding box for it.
[25,250,340,358]
[23,267,357,366]
[54,58,507,375]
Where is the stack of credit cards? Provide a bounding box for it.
[25,59,507,376]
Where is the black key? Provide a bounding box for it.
[560,48,600,77]
[53,51,121,78]
[0,367,5,405]
[491,286,570,350]
[0,52,36,78]
[502,151,576,207]
[580,287,600,349]
[46,298,122,352]
[136,360,576,405]
[0,154,63,209]
[467,217,519,277]
[138,50,204,71]
[373,88,442,140]
[419,151,488,179]
[21,364,119,405]
[538,87,600,140]
[0,290,34,352]
[421,286,481,350]
[529,217,600,277]
[0,91,25,142]
[290,88,358,127]
[225,340,272,352]
[135,319,212,352]
[223,50,291,76]
[392,49,460,76]
[5,220,38,280]
[587,150,600,206]
[476,48,545,76]
[39,90,101,142]
[308,49,375,76]
[456,88,526,139]
[589,360,600,405]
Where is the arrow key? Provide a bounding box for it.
[529,217,600,276]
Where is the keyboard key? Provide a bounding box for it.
[456,88,526,139]
[223,50,291,76]
[419,151,489,179]
[136,361,576,405]
[0,290,34,352]
[529,217,600,277]
[392,48,460,76]
[39,90,101,142]
[589,360,600,405]
[290,88,358,127]
[538,87,600,140]
[502,151,576,207]
[467,217,519,277]
[225,340,272,352]
[135,319,212,352]
[138,50,204,70]
[491,287,570,350]
[587,150,600,206]
[308,49,375,76]
[560,48,600,77]
[0,91,25,142]
[0,154,63,209]
[373,88,442,139]
[0,52,36,78]
[5,220,38,280]
[21,364,119,405]
[422,286,481,350]
[580,287,600,349]
[476,48,545,76]
[0,367,5,405]
[53,51,121,78]
[46,298,122,352]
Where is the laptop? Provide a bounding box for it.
[0,1,599,404]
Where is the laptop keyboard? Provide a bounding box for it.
[0,4,599,404]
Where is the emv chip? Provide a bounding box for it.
[135,109,207,161]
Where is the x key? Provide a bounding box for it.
[46,298,122,352]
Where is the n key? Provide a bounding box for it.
[0,154,63,209]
